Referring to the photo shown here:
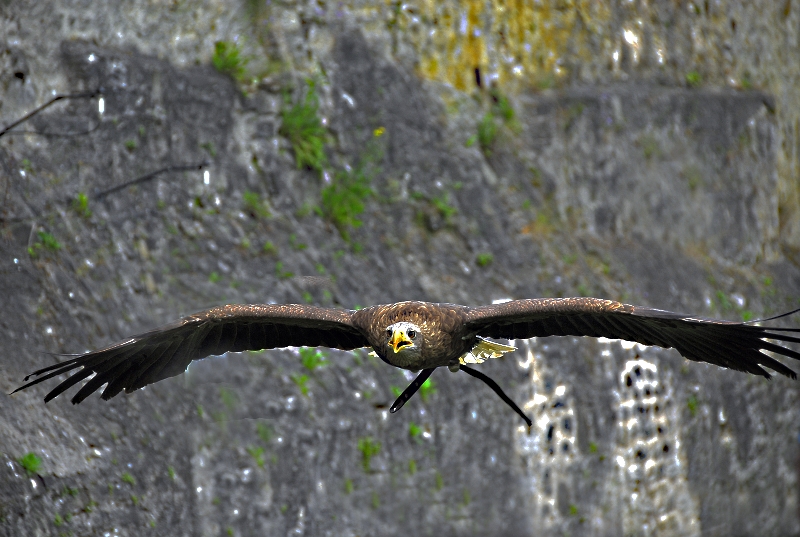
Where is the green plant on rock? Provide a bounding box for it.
[419,378,436,402]
[247,445,265,468]
[408,459,417,475]
[219,386,238,410]
[490,88,520,132]
[476,252,493,267]
[256,423,273,444]
[430,193,456,220]
[18,452,41,475]
[262,241,277,255]
[200,141,217,158]
[212,41,248,81]
[291,373,309,396]
[288,233,307,250]
[685,71,702,88]
[408,422,422,438]
[242,190,270,218]
[28,231,61,258]
[640,133,660,160]
[477,113,497,155]
[275,261,294,279]
[687,395,698,417]
[358,437,381,472]
[319,140,382,241]
[121,472,136,486]
[279,80,328,173]
[73,192,91,218]
[476,89,519,155]
[299,347,328,371]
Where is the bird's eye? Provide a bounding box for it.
[408,329,416,339]
[386,328,392,337]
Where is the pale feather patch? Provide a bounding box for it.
[460,337,516,364]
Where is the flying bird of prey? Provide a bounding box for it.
[13,298,800,426]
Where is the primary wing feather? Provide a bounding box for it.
[465,297,800,379]
[15,304,367,404]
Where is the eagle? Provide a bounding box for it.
[13,297,800,427]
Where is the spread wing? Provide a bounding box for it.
[14,304,368,404]
[464,297,800,379]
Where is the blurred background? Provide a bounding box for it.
[1,1,799,535]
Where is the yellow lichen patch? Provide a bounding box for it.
[520,212,555,238]
[404,0,612,92]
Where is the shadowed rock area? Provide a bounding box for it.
[1,3,799,536]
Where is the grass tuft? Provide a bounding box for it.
[73,192,91,218]
[247,445,265,468]
[219,386,237,409]
[477,113,497,155]
[256,423,273,444]
[275,261,294,279]
[685,71,702,88]
[242,191,270,218]
[358,437,381,472]
[28,231,61,257]
[19,452,41,475]
[291,373,309,396]
[300,347,328,371]
[212,41,248,81]
[476,253,493,267]
[408,422,422,438]
[279,80,327,173]
[687,395,698,417]
[121,472,136,486]
[319,139,382,241]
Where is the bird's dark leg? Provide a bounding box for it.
[389,368,436,414]
[459,364,532,427]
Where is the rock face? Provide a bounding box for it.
[1,2,799,537]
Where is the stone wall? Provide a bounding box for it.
[1,2,799,536]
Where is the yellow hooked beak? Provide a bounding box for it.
[389,329,413,354]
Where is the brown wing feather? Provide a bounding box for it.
[464,297,800,379]
[14,304,367,404]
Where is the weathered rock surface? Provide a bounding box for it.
[1,2,799,536]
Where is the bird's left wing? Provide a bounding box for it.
[14,304,368,404]
[464,297,800,379]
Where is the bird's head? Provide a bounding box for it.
[385,322,423,359]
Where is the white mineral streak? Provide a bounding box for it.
[516,339,700,536]
[516,340,577,529]
[613,356,699,536]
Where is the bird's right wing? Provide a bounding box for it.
[14,304,368,404]
[464,297,800,379]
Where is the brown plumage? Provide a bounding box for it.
[13,298,800,426]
